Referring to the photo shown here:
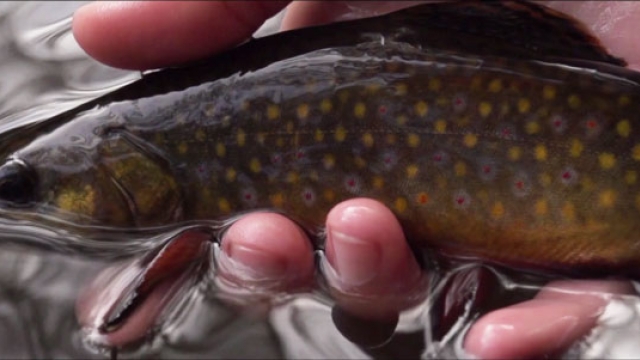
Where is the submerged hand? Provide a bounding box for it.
[73,1,640,358]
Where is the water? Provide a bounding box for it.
[1,2,640,359]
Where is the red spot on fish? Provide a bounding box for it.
[456,197,465,205]
[272,154,282,164]
[417,193,429,204]
[560,167,578,185]
[434,154,443,162]
[296,150,305,160]
[515,180,525,189]
[347,179,356,187]
[586,119,597,129]
[244,193,252,200]
[378,105,387,114]
[483,165,492,174]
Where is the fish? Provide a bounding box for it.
[0,1,639,277]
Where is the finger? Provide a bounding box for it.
[540,1,640,70]
[216,212,315,291]
[72,1,289,69]
[464,280,635,359]
[281,1,425,31]
[321,198,425,321]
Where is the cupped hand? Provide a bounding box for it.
[73,1,640,358]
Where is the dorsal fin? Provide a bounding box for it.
[386,0,626,66]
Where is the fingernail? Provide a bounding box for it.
[224,243,287,280]
[326,228,381,287]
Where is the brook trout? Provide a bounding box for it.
[0,1,639,275]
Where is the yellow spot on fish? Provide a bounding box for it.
[354,102,366,119]
[195,129,206,142]
[395,83,407,95]
[491,202,505,219]
[362,132,374,148]
[463,134,478,148]
[354,156,367,169]
[567,94,581,108]
[236,128,246,146]
[323,154,335,170]
[436,175,447,189]
[314,129,324,142]
[561,202,575,221]
[286,171,299,184]
[435,120,447,133]
[508,146,522,161]
[177,142,188,155]
[225,168,236,182]
[619,95,631,106]
[297,104,310,119]
[478,102,492,117]
[335,126,347,142]
[535,199,548,216]
[267,104,280,120]
[599,189,617,208]
[396,115,408,125]
[626,171,637,185]
[455,161,467,177]
[406,164,419,179]
[320,99,333,113]
[518,98,531,113]
[633,144,640,161]
[270,193,284,207]
[416,192,429,205]
[534,144,547,161]
[407,133,420,148]
[386,134,396,144]
[324,189,335,202]
[216,143,226,157]
[539,173,552,187]
[617,120,631,138]
[249,158,261,173]
[599,153,616,170]
[415,101,428,117]
[428,78,442,91]
[373,176,384,190]
[525,121,540,134]
[488,79,502,93]
[395,197,408,213]
[570,139,584,158]
[542,85,556,100]
[276,137,285,147]
[218,198,231,213]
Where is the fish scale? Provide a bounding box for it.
[0,2,640,276]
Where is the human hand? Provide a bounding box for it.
[72,1,640,358]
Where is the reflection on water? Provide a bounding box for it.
[1,1,640,359]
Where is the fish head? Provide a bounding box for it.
[0,109,182,229]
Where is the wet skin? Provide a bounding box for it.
[70,1,640,358]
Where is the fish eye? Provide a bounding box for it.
[0,158,38,206]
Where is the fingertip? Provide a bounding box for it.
[219,212,314,287]
[73,1,288,69]
[323,198,424,319]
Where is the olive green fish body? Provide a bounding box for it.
[2,2,640,275]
